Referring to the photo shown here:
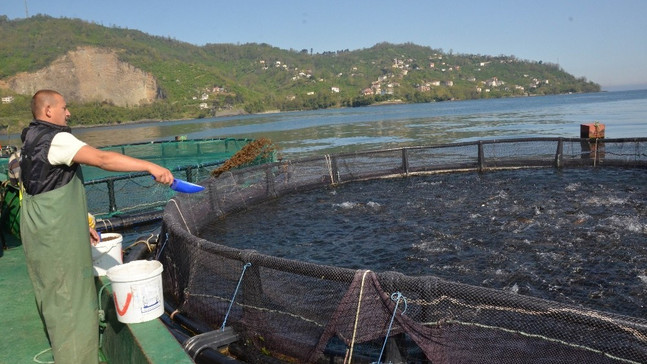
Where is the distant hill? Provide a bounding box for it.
[0,15,600,130]
[4,46,159,107]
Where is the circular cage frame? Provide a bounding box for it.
[158,137,647,364]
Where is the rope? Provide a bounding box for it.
[189,292,325,326]
[33,348,54,364]
[94,218,114,232]
[170,199,191,235]
[593,137,600,167]
[441,319,642,364]
[377,292,408,364]
[324,154,335,185]
[346,270,371,364]
[170,309,180,320]
[221,262,252,331]
[126,233,156,253]
[417,294,647,343]
[31,282,112,363]
[127,239,153,252]
[155,199,190,261]
[97,282,112,349]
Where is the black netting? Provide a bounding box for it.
[158,138,647,363]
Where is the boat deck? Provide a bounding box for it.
[0,234,193,364]
[0,235,52,362]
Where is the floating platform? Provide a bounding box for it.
[0,235,192,364]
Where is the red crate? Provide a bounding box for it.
[580,123,605,139]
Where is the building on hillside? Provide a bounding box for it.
[362,88,374,96]
[486,77,503,87]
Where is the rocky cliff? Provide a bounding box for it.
[4,47,158,107]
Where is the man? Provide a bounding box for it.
[19,89,173,363]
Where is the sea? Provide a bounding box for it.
[3,89,646,159]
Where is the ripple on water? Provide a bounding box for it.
[200,167,647,318]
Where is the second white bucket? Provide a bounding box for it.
[106,260,164,324]
[91,233,123,276]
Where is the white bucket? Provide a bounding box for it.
[91,233,123,276]
[106,260,164,324]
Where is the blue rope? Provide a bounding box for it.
[155,233,169,260]
[220,262,252,331]
[377,292,408,364]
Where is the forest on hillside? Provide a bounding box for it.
[0,15,600,129]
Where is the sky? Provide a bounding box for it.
[3,0,647,91]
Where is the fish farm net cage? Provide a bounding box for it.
[157,137,647,364]
[81,138,272,229]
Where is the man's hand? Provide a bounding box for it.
[90,228,100,245]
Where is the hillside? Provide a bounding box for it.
[5,47,159,107]
[0,15,600,130]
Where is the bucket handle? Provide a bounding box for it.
[92,240,122,259]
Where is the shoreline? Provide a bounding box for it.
[72,108,250,129]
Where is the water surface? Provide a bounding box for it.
[2,90,646,159]
[200,167,647,318]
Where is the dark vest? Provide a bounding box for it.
[20,120,81,195]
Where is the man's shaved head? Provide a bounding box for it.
[31,89,63,119]
[30,90,70,126]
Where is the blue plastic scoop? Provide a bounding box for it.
[152,176,205,193]
[171,178,205,193]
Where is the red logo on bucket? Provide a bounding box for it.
[114,292,133,316]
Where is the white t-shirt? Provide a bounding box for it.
[48,132,87,166]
